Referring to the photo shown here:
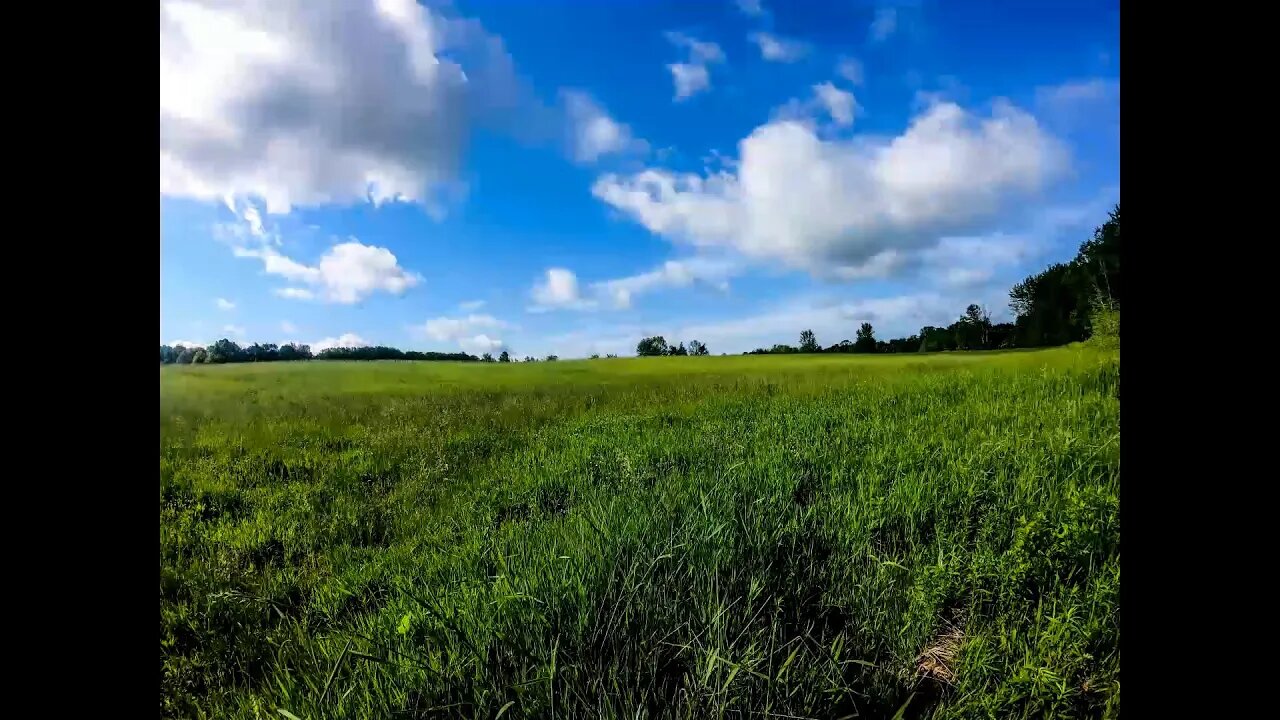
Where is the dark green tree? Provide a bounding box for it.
[498,351,511,363]
[636,336,670,356]
[853,323,876,353]
[799,329,819,353]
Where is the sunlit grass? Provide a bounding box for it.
[161,346,1119,719]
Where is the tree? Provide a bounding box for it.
[481,352,495,362]
[498,351,511,363]
[175,346,196,364]
[668,342,688,356]
[799,329,819,353]
[636,336,669,357]
[191,347,209,364]
[688,340,709,356]
[160,345,177,364]
[853,322,876,353]
[545,354,559,362]
[605,353,618,359]
[590,353,601,359]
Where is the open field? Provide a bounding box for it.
[160,348,1120,719]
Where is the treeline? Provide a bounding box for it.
[635,338,710,357]
[741,204,1120,355]
[159,339,484,365]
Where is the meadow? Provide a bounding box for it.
[160,347,1120,719]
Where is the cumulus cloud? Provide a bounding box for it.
[665,32,724,101]
[460,334,505,354]
[749,32,808,63]
[312,333,369,353]
[238,241,421,303]
[221,200,421,303]
[417,313,508,353]
[421,314,506,340]
[812,83,857,127]
[529,258,736,312]
[735,0,765,17]
[215,297,235,311]
[160,0,521,213]
[562,90,647,163]
[594,258,736,309]
[836,56,864,86]
[531,268,597,311]
[870,7,898,42]
[592,99,1067,277]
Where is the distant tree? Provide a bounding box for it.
[160,345,177,364]
[524,356,536,362]
[590,353,601,359]
[799,329,819,353]
[853,323,876,353]
[481,352,495,362]
[498,351,511,363]
[605,353,618,359]
[636,336,670,357]
[174,346,196,364]
[206,338,244,364]
[668,342,688,356]
[191,347,209,364]
[545,354,559,362]
[688,340,709,356]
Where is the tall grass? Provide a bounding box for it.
[161,347,1119,719]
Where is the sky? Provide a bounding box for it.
[159,0,1120,358]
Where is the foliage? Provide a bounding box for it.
[799,329,819,353]
[499,351,511,363]
[161,348,1120,719]
[636,336,670,357]
[1010,205,1120,347]
[687,340,709,356]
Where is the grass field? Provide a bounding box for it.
[160,347,1120,719]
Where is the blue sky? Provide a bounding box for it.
[159,0,1119,357]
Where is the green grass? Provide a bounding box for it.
[160,347,1120,719]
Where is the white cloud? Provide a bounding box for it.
[281,321,298,334]
[531,268,597,311]
[312,333,369,353]
[665,32,724,101]
[836,56,864,86]
[870,7,898,42]
[421,314,507,341]
[735,0,765,17]
[749,32,808,63]
[592,99,1066,277]
[235,232,422,304]
[593,257,736,309]
[215,297,235,311]
[460,334,504,354]
[417,313,508,353]
[459,299,486,311]
[222,324,246,337]
[813,83,857,127]
[668,64,712,101]
[160,0,519,213]
[168,339,207,349]
[562,91,647,163]
[666,32,725,64]
[275,287,316,300]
